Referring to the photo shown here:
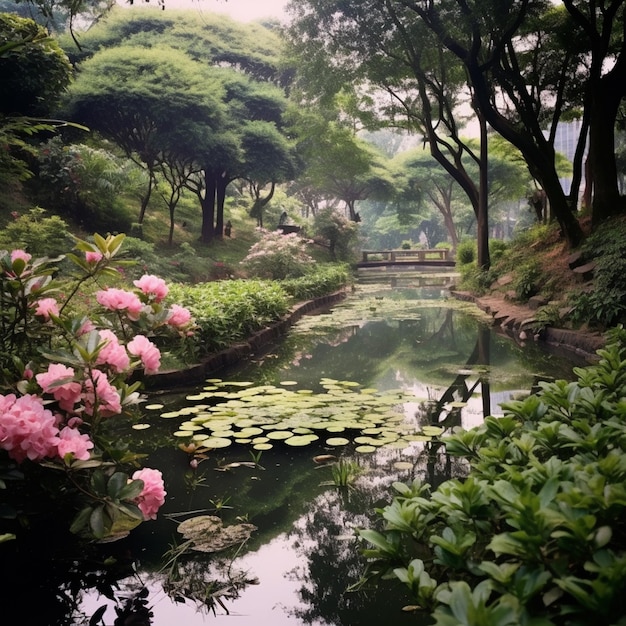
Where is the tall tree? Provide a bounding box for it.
[562,0,626,224]
[63,44,225,224]
[393,0,588,245]
[286,0,491,266]
[63,8,295,244]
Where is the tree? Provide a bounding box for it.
[289,108,394,221]
[242,120,297,228]
[0,13,72,117]
[393,0,589,246]
[63,44,225,224]
[0,15,75,184]
[285,0,491,266]
[562,0,626,224]
[393,148,461,251]
[63,8,295,244]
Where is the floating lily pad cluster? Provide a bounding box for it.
[152,378,445,453]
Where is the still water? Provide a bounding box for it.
[4,274,587,625]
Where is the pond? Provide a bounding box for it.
[1,272,588,626]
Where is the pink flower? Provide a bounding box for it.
[85,250,103,264]
[127,335,161,374]
[11,250,31,264]
[56,426,93,461]
[133,274,168,302]
[0,393,60,463]
[167,304,192,328]
[36,363,82,412]
[82,369,122,417]
[77,319,96,336]
[96,329,130,373]
[34,297,60,320]
[132,468,166,520]
[96,288,143,320]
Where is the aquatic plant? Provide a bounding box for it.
[159,378,444,453]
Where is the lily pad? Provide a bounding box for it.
[266,431,294,440]
[285,434,319,446]
[325,437,350,446]
[203,437,232,449]
[253,443,273,451]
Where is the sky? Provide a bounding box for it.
[167,0,290,22]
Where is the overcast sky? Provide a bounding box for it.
[170,0,290,22]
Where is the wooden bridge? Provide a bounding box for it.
[357,249,455,268]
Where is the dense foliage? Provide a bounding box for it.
[357,326,626,625]
[0,234,192,540]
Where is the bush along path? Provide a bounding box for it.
[143,288,348,389]
[356,325,626,626]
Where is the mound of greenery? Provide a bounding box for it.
[358,326,626,625]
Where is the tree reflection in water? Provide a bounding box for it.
[1,281,586,625]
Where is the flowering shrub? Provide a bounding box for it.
[240,229,314,280]
[0,233,194,539]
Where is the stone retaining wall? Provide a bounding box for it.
[143,290,347,390]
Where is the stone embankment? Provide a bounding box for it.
[144,290,347,390]
[451,290,605,363]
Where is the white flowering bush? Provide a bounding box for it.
[240,230,314,280]
[0,233,195,539]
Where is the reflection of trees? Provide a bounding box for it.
[410,325,492,487]
[285,489,421,626]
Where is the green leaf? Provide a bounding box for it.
[106,472,129,498]
[90,506,105,539]
[118,479,144,502]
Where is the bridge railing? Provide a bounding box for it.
[361,249,451,263]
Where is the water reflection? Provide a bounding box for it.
[1,279,587,625]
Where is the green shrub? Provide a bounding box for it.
[167,280,290,355]
[356,326,626,626]
[569,218,626,329]
[281,264,351,300]
[0,207,71,257]
[488,238,508,263]
[400,240,413,250]
[455,240,475,266]
[513,260,541,301]
[458,263,497,295]
[36,138,137,232]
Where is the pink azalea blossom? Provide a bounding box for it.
[77,319,96,336]
[96,329,130,373]
[133,274,169,302]
[167,304,192,328]
[127,335,161,374]
[82,369,122,417]
[11,250,31,264]
[85,250,103,264]
[0,393,60,463]
[36,363,82,412]
[96,288,143,320]
[56,426,94,461]
[34,297,60,320]
[132,468,166,520]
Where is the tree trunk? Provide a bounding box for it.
[138,167,156,224]
[476,110,490,269]
[215,171,228,238]
[588,77,623,225]
[201,171,216,244]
